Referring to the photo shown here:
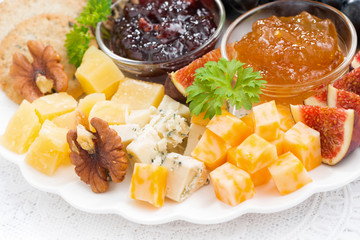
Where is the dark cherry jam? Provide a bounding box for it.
[109,0,217,62]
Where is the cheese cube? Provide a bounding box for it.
[51,110,79,129]
[284,121,322,171]
[88,100,128,131]
[277,104,295,132]
[268,152,312,195]
[270,130,285,156]
[191,129,231,171]
[111,78,164,111]
[109,124,140,146]
[126,106,157,128]
[32,92,77,123]
[253,100,280,141]
[162,153,208,202]
[77,93,106,118]
[75,46,124,98]
[126,128,161,166]
[25,120,70,175]
[191,112,210,126]
[210,162,255,206]
[240,112,254,132]
[1,100,41,154]
[130,163,168,208]
[207,110,252,147]
[227,147,271,186]
[157,95,190,121]
[184,123,206,156]
[235,134,277,173]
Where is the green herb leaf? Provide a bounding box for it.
[77,0,112,28]
[65,24,91,68]
[186,58,266,120]
[65,0,111,67]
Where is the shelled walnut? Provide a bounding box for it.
[66,117,128,193]
[10,40,68,102]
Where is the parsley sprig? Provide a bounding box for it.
[186,58,266,120]
[65,0,112,67]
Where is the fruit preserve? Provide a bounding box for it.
[109,0,217,62]
[234,12,344,85]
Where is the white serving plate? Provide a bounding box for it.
[1,90,360,225]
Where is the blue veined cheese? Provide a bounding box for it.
[162,153,208,202]
[157,95,190,122]
[109,123,140,146]
[126,128,161,166]
[148,109,190,149]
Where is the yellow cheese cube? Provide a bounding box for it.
[284,121,322,171]
[210,162,255,206]
[191,129,231,171]
[207,110,252,147]
[88,100,128,131]
[268,152,312,195]
[75,46,124,98]
[130,163,168,208]
[111,78,164,111]
[51,111,78,129]
[25,120,70,175]
[240,112,254,132]
[226,147,271,186]
[77,93,106,118]
[1,100,41,154]
[235,134,277,174]
[277,104,295,132]
[253,100,280,141]
[32,92,77,123]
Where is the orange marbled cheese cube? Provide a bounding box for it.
[277,104,295,132]
[227,147,271,186]
[191,129,231,171]
[283,121,321,171]
[210,162,255,206]
[235,134,277,174]
[268,152,312,195]
[130,163,168,208]
[253,100,280,141]
[207,110,252,147]
[240,112,254,132]
[270,130,285,156]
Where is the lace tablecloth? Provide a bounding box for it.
[0,155,359,240]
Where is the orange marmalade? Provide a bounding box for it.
[234,12,344,85]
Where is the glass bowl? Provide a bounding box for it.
[220,0,357,104]
[96,0,225,83]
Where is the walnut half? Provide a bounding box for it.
[10,40,68,102]
[67,117,128,193]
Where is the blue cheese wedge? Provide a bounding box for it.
[126,128,161,166]
[157,95,190,122]
[162,152,208,202]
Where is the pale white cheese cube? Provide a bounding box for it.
[126,128,161,166]
[184,123,206,156]
[126,106,157,128]
[162,152,208,202]
[157,95,190,122]
[109,124,140,146]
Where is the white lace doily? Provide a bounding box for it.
[1,156,359,240]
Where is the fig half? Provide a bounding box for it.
[290,104,360,165]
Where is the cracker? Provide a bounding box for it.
[0,0,86,42]
[0,14,83,104]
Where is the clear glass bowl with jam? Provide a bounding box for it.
[221,0,357,104]
[96,0,225,83]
